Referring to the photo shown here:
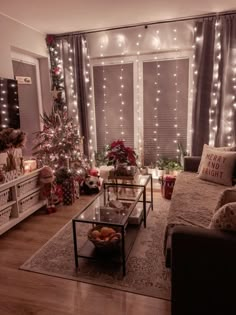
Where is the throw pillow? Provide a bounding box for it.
[198,144,236,173]
[209,202,236,231]
[215,188,236,212]
[197,148,236,186]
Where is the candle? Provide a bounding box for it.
[23,160,37,173]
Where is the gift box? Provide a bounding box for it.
[62,179,75,205]
[161,176,176,200]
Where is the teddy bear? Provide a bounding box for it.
[81,175,100,195]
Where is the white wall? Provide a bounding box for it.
[0,13,48,79]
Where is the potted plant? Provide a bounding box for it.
[156,158,169,178]
[147,162,157,177]
[166,160,183,176]
[105,140,137,176]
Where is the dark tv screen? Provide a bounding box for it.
[0,77,20,130]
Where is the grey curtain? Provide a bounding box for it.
[215,15,236,146]
[191,17,216,155]
[192,14,236,155]
[54,35,90,156]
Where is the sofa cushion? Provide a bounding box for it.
[198,144,236,173]
[167,172,228,229]
[197,148,236,186]
[209,202,236,231]
[215,188,236,212]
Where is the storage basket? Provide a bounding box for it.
[17,176,39,197]
[0,189,10,206]
[0,206,12,226]
[88,226,121,252]
[19,191,40,213]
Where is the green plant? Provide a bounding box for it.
[166,160,183,171]
[148,162,156,169]
[94,145,109,167]
[156,158,169,170]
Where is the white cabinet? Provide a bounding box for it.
[0,168,47,236]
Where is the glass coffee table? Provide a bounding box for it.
[72,184,147,276]
[104,174,153,224]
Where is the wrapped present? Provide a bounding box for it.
[161,175,176,200]
[62,179,75,205]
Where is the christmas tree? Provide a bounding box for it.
[33,105,83,171]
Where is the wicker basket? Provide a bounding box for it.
[0,189,10,207]
[19,191,40,213]
[0,206,12,226]
[17,176,39,197]
[88,226,121,252]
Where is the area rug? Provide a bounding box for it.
[20,193,171,300]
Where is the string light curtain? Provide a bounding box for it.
[192,14,236,155]
[48,35,96,159]
[47,12,236,164]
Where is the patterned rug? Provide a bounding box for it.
[20,193,171,300]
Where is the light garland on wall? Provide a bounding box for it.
[226,52,236,146]
[0,79,9,128]
[230,58,236,146]
[83,38,96,163]
[173,28,181,160]
[119,58,125,139]
[153,59,161,159]
[67,42,79,124]
[135,32,143,165]
[208,19,221,146]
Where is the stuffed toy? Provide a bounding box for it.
[39,166,56,214]
[81,175,100,195]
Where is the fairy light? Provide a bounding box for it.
[102,61,109,145]
[84,38,96,163]
[135,32,143,163]
[173,28,180,160]
[154,61,161,158]
[0,78,10,128]
[209,19,221,146]
[119,58,125,140]
[67,41,79,123]
[227,62,236,146]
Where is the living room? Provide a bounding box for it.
[0,1,236,315]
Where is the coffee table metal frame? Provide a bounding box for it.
[104,174,154,227]
[72,184,146,276]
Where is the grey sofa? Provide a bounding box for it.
[165,156,236,315]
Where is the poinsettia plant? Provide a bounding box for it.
[106,140,137,166]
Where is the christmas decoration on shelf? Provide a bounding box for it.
[0,128,26,172]
[33,107,83,172]
[46,35,64,96]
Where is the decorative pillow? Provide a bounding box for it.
[209,202,236,231]
[215,188,236,212]
[197,148,236,186]
[198,144,236,173]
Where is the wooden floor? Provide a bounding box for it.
[0,195,171,315]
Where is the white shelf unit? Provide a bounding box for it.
[0,169,47,236]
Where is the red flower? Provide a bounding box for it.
[106,140,137,166]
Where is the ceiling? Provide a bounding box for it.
[0,0,236,34]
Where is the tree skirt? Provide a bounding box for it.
[20,193,171,300]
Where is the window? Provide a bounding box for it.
[143,58,189,165]
[93,63,134,151]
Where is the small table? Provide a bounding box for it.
[105,174,153,222]
[72,184,147,276]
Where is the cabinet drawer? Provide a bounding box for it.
[17,176,39,197]
[0,205,12,226]
[19,191,40,213]
[0,189,10,207]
